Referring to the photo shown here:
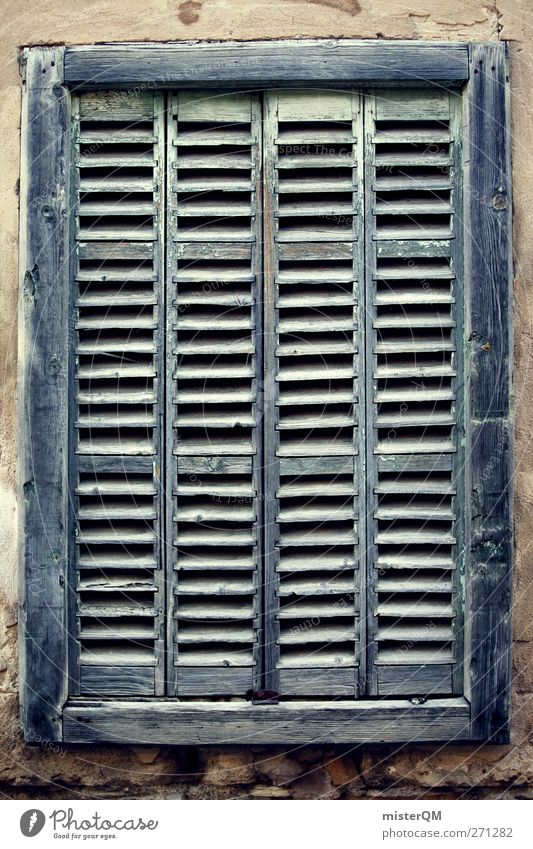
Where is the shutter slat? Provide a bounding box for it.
[279,153,355,168]
[365,90,463,697]
[174,225,254,242]
[176,650,254,667]
[72,91,165,696]
[176,625,256,643]
[278,599,357,618]
[176,577,254,594]
[279,625,357,644]
[176,600,255,620]
[175,504,256,522]
[175,480,255,497]
[278,649,356,668]
[174,130,252,145]
[279,577,355,595]
[176,339,254,354]
[176,530,256,546]
[377,575,454,593]
[277,504,356,522]
[377,600,455,617]
[376,648,455,665]
[77,575,156,591]
[176,553,255,570]
[374,175,452,191]
[77,413,156,427]
[373,129,451,143]
[377,553,454,570]
[176,152,252,168]
[168,93,263,695]
[77,390,156,405]
[279,529,358,546]
[80,649,158,666]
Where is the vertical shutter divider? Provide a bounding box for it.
[69,93,82,696]
[153,92,167,696]
[354,92,368,698]
[449,92,466,695]
[262,92,281,695]
[363,92,380,695]
[251,95,266,695]
[165,92,178,694]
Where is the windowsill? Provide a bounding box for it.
[61,698,472,746]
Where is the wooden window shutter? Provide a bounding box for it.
[363,90,464,697]
[262,91,366,698]
[71,91,166,696]
[70,88,465,702]
[166,93,263,696]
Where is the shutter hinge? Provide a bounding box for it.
[248,689,279,705]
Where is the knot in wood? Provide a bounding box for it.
[492,192,508,210]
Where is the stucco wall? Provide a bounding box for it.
[0,0,532,799]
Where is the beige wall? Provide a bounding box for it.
[0,0,532,798]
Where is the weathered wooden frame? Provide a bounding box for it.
[19,40,512,745]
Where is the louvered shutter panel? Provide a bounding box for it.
[71,92,165,695]
[167,93,263,696]
[364,90,464,696]
[263,91,365,698]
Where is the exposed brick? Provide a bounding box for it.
[255,753,303,785]
[201,750,255,786]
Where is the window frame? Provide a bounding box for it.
[19,40,512,746]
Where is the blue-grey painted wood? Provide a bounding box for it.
[465,43,513,743]
[19,47,70,742]
[63,41,469,88]
[63,697,471,745]
[80,667,155,695]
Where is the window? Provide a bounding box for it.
[20,40,512,746]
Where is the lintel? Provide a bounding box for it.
[61,40,470,88]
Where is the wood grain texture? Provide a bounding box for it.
[465,43,513,743]
[63,698,471,745]
[80,667,155,695]
[64,41,469,87]
[19,47,70,742]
